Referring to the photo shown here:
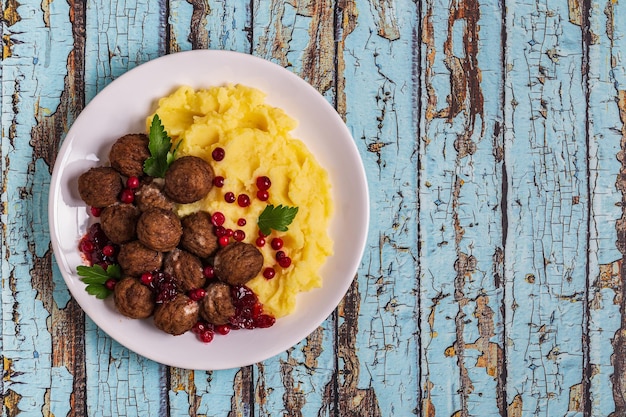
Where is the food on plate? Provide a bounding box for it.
[163,248,205,293]
[200,282,236,325]
[109,133,150,177]
[154,84,333,317]
[74,82,333,343]
[117,240,163,277]
[164,155,214,204]
[213,242,264,286]
[78,167,123,208]
[136,208,182,252]
[99,204,140,244]
[153,293,200,336]
[114,277,155,319]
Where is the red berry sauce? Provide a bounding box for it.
[78,223,118,267]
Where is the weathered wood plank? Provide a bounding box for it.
[587,0,624,415]
[503,0,588,414]
[339,0,420,415]
[419,0,506,414]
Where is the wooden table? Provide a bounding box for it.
[2,0,625,416]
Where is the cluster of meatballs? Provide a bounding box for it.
[77,133,265,336]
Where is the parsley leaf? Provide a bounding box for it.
[257,204,299,236]
[143,114,177,178]
[76,264,121,299]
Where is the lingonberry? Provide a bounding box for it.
[255,314,276,328]
[120,188,134,204]
[199,329,214,343]
[105,278,117,291]
[212,147,225,161]
[271,238,283,250]
[189,288,207,301]
[203,265,215,279]
[218,236,230,247]
[192,321,207,335]
[233,230,245,241]
[237,218,247,227]
[224,192,236,203]
[213,176,225,187]
[140,272,154,285]
[257,190,269,201]
[237,194,250,207]
[263,267,276,279]
[102,245,115,257]
[80,240,95,253]
[216,324,231,335]
[278,256,292,268]
[90,207,102,217]
[255,237,266,247]
[256,176,271,191]
[211,212,225,227]
[275,250,286,260]
[126,176,140,189]
[214,226,226,237]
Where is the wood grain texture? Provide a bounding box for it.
[3,0,626,416]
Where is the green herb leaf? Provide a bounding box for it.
[76,264,120,299]
[257,204,299,236]
[143,114,177,178]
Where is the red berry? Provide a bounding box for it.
[275,250,286,260]
[102,245,115,257]
[203,265,215,279]
[90,207,102,217]
[237,218,247,227]
[199,329,214,343]
[224,192,236,203]
[219,236,230,247]
[233,230,245,241]
[271,238,283,250]
[192,321,207,335]
[126,176,140,189]
[212,147,225,161]
[80,240,95,253]
[211,212,225,227]
[278,256,292,268]
[120,188,134,204]
[258,230,267,238]
[256,237,266,247]
[225,228,233,237]
[189,288,207,301]
[263,267,276,279]
[140,272,154,285]
[105,278,117,291]
[213,176,225,187]
[214,226,226,237]
[256,176,271,190]
[237,194,250,207]
[257,190,269,201]
[255,314,276,328]
[216,324,231,335]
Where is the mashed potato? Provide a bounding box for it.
[149,84,333,317]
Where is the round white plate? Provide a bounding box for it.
[49,50,369,370]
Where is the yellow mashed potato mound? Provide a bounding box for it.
[149,84,333,317]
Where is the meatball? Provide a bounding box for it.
[77,167,122,208]
[134,179,175,212]
[114,277,155,319]
[109,133,150,178]
[213,242,264,286]
[117,240,163,276]
[99,204,140,244]
[136,208,182,252]
[164,156,214,204]
[153,293,199,336]
[200,282,236,325]
[163,249,205,293]
[180,211,219,258]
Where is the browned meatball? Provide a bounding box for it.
[109,133,150,178]
[153,293,199,336]
[100,204,140,244]
[213,242,264,286]
[117,240,163,276]
[114,277,155,319]
[164,156,214,204]
[134,179,175,212]
[78,167,122,208]
[180,211,219,258]
[163,248,205,293]
[200,282,235,325]
[136,208,182,252]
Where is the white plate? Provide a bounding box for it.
[48,50,369,370]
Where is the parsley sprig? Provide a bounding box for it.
[143,114,178,178]
[257,204,299,236]
[76,264,121,299]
